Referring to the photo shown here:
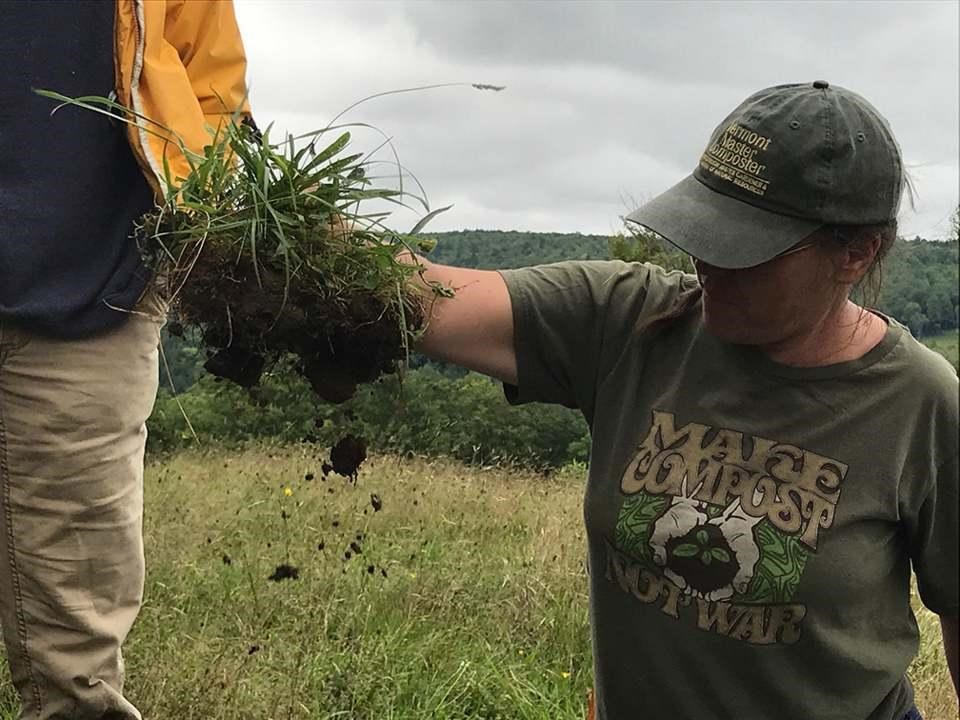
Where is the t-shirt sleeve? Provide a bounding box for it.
[903,451,959,616]
[497,260,695,421]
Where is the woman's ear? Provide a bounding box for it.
[831,232,881,284]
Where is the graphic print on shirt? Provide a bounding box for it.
[605,410,848,646]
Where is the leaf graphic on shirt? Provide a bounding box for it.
[742,521,810,603]
[711,548,731,564]
[615,492,670,564]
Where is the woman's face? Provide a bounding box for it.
[693,241,846,347]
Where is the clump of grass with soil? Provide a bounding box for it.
[37,87,492,403]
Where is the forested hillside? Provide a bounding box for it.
[424,230,610,268]
[877,238,959,336]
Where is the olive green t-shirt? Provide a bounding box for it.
[499,261,959,720]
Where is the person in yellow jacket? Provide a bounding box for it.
[0,1,250,717]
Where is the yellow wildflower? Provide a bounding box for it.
[283,487,293,497]
[560,671,571,679]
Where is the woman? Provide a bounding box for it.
[408,82,958,719]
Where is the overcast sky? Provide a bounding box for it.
[233,0,959,240]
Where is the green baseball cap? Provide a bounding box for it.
[625,81,904,269]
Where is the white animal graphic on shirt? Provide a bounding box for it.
[649,473,765,600]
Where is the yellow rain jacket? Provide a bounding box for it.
[114,0,251,197]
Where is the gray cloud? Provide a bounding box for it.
[235,0,959,239]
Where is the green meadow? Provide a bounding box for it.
[925,330,959,371]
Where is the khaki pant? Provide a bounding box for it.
[0,292,164,719]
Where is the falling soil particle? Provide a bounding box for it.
[380,568,388,578]
[370,493,383,512]
[248,645,260,655]
[268,564,300,582]
[350,541,362,555]
[222,553,232,566]
[203,346,265,388]
[317,542,325,551]
[344,551,352,560]
[332,520,339,528]
[367,565,375,574]
[329,435,367,481]
[305,473,315,481]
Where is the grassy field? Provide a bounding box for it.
[0,445,955,719]
[924,330,960,370]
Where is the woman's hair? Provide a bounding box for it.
[818,219,898,309]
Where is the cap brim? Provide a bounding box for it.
[625,175,822,269]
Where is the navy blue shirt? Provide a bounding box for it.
[0,0,156,338]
